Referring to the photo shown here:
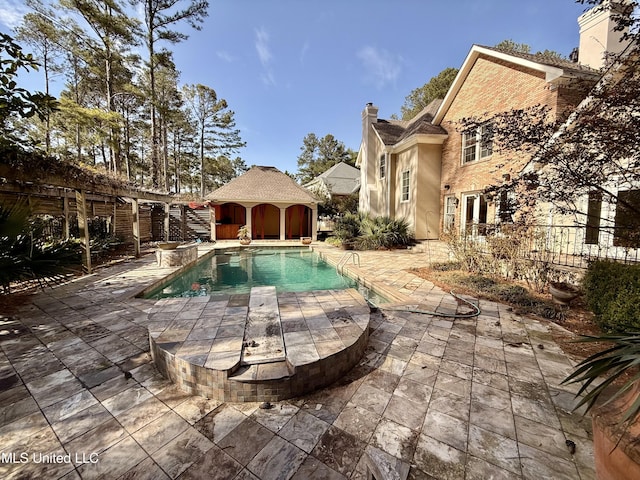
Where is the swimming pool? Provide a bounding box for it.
[146,247,358,298]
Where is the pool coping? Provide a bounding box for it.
[140,242,375,402]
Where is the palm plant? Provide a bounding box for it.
[355,215,414,250]
[0,199,80,292]
[333,212,364,245]
[563,333,640,428]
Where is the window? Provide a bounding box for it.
[585,191,602,245]
[444,196,457,231]
[379,154,386,179]
[614,189,640,247]
[401,170,410,202]
[497,189,515,224]
[462,122,493,164]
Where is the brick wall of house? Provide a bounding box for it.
[439,54,585,232]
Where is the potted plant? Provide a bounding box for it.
[237,225,251,245]
[549,281,581,306]
[563,333,640,479]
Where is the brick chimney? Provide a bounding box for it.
[359,103,379,212]
[577,0,632,69]
[362,103,378,142]
[361,103,379,170]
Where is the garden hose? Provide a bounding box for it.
[378,290,481,319]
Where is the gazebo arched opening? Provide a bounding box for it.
[213,202,246,239]
[285,205,312,239]
[251,203,280,239]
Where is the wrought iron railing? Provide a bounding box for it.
[456,223,640,269]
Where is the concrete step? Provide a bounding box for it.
[228,360,294,383]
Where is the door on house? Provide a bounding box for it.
[444,195,457,231]
[462,193,488,236]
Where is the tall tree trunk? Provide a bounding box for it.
[200,124,205,196]
[163,119,169,191]
[147,7,161,189]
[43,45,51,153]
[124,105,131,180]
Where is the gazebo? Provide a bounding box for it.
[206,166,319,241]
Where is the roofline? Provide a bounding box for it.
[519,43,636,175]
[388,133,448,153]
[208,198,319,205]
[433,45,574,125]
[372,126,387,148]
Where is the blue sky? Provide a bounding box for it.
[2,0,591,176]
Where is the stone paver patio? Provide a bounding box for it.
[0,242,594,479]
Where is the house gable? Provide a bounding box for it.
[433,45,599,125]
[436,45,598,235]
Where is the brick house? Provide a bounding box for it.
[357,1,626,240]
[434,45,598,236]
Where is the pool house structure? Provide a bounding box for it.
[206,166,320,241]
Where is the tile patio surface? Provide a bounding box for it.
[0,242,595,479]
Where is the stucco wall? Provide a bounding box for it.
[368,136,389,217]
[390,143,442,239]
[394,148,416,228]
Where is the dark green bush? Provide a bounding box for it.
[1,200,81,292]
[354,216,414,250]
[333,212,363,244]
[583,260,640,332]
[333,212,414,250]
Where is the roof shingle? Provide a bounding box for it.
[372,99,447,145]
[206,166,318,203]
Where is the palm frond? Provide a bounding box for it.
[563,333,640,428]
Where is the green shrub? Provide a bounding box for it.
[583,260,640,332]
[354,216,414,250]
[333,212,363,244]
[333,213,414,250]
[1,200,81,292]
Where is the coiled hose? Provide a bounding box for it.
[378,290,481,318]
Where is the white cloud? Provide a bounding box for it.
[255,26,275,86]
[255,27,272,67]
[216,50,235,62]
[0,0,28,29]
[357,46,403,89]
[300,41,309,65]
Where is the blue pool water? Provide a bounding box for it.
[146,248,358,298]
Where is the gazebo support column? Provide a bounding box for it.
[246,205,253,240]
[311,204,318,240]
[75,189,92,274]
[132,198,140,257]
[279,207,286,240]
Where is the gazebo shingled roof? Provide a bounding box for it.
[206,166,319,204]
